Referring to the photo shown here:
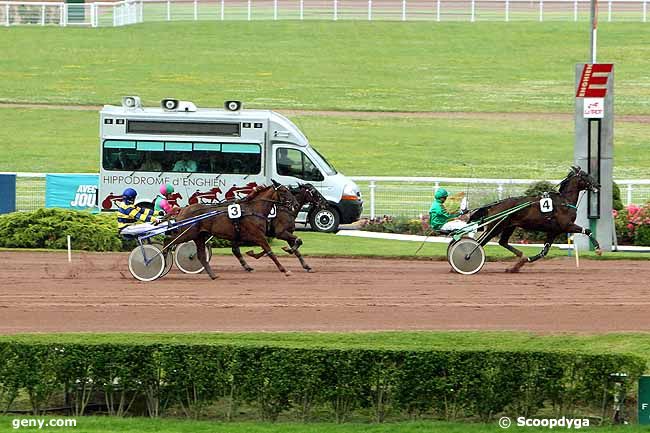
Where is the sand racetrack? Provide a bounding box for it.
[1,251,649,334]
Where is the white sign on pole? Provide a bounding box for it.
[583,97,605,118]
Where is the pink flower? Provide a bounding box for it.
[627,223,634,230]
[612,209,619,218]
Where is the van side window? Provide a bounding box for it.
[276,148,324,182]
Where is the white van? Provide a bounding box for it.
[98,97,362,232]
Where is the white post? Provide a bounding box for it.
[368,0,372,19]
[369,181,376,220]
[273,0,277,19]
[299,0,303,19]
[607,0,611,21]
[247,0,251,20]
[505,0,509,21]
[470,0,475,21]
[91,3,96,26]
[539,0,543,21]
[574,0,578,21]
[139,0,143,23]
[436,0,440,21]
[67,235,72,263]
[5,3,9,26]
[333,0,337,20]
[166,0,170,20]
[402,0,406,20]
[626,183,633,205]
[644,0,647,22]
[63,3,67,26]
[221,0,224,20]
[41,5,45,25]
[194,0,197,20]
[497,184,504,200]
[112,4,116,25]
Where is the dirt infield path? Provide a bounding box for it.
[1,252,649,334]
[2,102,650,123]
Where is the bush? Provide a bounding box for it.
[614,204,650,246]
[0,341,644,422]
[0,209,122,251]
[612,182,624,212]
[360,216,428,235]
[523,181,556,197]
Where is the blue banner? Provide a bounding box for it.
[45,174,99,211]
[0,174,16,214]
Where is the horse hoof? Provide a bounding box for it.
[245,250,255,257]
[304,267,313,273]
[595,248,603,256]
[245,267,255,273]
[210,274,219,280]
[284,271,292,277]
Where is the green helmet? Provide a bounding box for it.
[435,188,449,200]
[160,184,174,195]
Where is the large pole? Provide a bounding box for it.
[590,0,597,63]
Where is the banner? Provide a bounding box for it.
[45,174,99,211]
[0,174,16,214]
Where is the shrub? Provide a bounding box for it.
[612,182,624,211]
[523,181,557,197]
[0,209,122,251]
[614,204,650,246]
[359,216,428,235]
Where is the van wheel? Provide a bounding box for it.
[310,207,340,233]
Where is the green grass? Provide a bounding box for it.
[2,107,650,178]
[225,231,650,260]
[0,416,643,433]
[1,22,650,114]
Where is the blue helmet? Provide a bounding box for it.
[122,188,137,203]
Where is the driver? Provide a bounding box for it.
[117,188,163,236]
[154,184,179,214]
[429,188,468,233]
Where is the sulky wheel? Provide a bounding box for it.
[174,241,212,274]
[448,238,486,275]
[128,244,166,282]
[151,243,174,278]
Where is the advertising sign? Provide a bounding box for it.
[639,376,650,424]
[45,174,99,211]
[583,98,605,119]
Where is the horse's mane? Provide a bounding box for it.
[240,184,272,202]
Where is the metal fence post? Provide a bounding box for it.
[194,0,197,20]
[608,0,611,21]
[247,0,251,20]
[573,0,577,21]
[300,0,303,19]
[5,3,9,26]
[627,183,633,206]
[505,0,509,21]
[369,181,376,220]
[644,0,647,22]
[166,0,170,20]
[333,0,338,20]
[273,0,277,20]
[402,0,406,20]
[63,3,67,26]
[368,0,372,20]
[539,0,543,21]
[436,0,440,21]
[139,0,143,23]
[41,5,45,25]
[497,183,504,200]
[471,0,475,21]
[221,0,224,20]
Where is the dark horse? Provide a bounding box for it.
[166,182,296,279]
[468,166,601,272]
[241,183,329,272]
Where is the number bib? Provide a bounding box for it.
[268,205,277,219]
[539,197,553,213]
[228,204,242,219]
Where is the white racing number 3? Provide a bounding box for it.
[228,204,242,219]
[539,197,553,213]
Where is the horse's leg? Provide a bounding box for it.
[232,243,254,272]
[256,236,291,276]
[279,232,311,272]
[195,234,218,280]
[526,232,558,263]
[498,226,524,258]
[566,223,603,255]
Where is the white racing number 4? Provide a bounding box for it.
[268,205,277,219]
[539,197,553,213]
[228,203,242,219]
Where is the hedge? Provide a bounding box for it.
[0,342,644,423]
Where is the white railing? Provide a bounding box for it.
[1,0,649,27]
[9,172,650,216]
[349,176,650,219]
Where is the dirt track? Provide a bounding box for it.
[1,251,649,334]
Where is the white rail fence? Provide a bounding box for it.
[12,173,650,217]
[1,0,649,26]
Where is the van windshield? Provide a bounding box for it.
[311,148,337,176]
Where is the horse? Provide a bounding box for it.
[468,166,601,273]
[165,182,296,279]
[240,183,328,272]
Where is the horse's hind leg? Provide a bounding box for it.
[257,237,290,276]
[232,244,254,272]
[195,235,218,280]
[566,223,602,255]
[499,226,528,273]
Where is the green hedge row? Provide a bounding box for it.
[0,342,644,422]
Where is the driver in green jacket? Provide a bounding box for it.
[429,188,467,232]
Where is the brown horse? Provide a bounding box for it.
[166,182,296,279]
[241,183,328,272]
[468,166,601,272]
